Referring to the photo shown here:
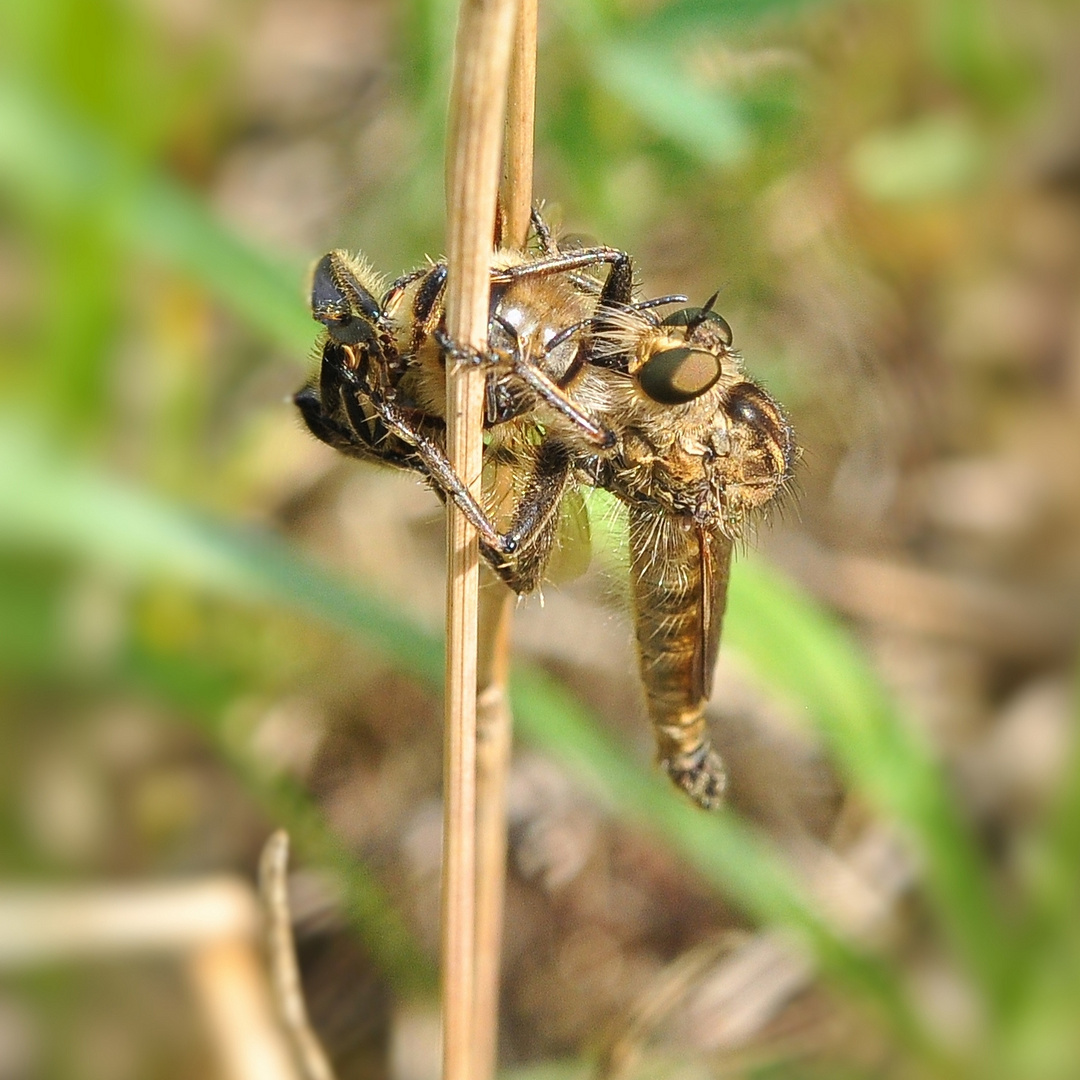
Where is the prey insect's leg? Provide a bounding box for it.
[405,264,448,353]
[294,381,361,456]
[295,343,427,471]
[411,264,448,328]
[381,266,428,309]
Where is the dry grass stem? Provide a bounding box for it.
[501,0,538,248]
[0,879,258,967]
[259,831,338,1080]
[442,2,518,1078]
[472,5,538,1077]
[186,938,300,1080]
[473,579,517,1080]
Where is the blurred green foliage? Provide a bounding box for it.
[1,0,1078,1076]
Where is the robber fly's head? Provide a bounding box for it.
[603,294,796,523]
[629,298,735,406]
[310,250,388,358]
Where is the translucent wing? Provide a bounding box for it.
[545,484,592,585]
[694,525,733,701]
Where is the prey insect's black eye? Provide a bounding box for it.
[661,307,733,348]
[326,316,378,348]
[638,347,721,405]
[311,253,382,348]
[311,254,351,324]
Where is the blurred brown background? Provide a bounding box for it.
[1,0,1078,1077]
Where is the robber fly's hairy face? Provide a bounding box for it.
[552,296,796,540]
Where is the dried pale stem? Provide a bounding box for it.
[186,938,300,1080]
[501,0,538,249]
[473,6,538,1078]
[0,879,258,967]
[442,2,517,1079]
[472,578,517,1080]
[259,831,338,1080]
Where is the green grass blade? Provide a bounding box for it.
[0,420,443,684]
[726,559,1011,1012]
[0,420,952,1064]
[0,80,312,353]
[1006,663,1080,1054]
[640,0,837,35]
[592,39,749,168]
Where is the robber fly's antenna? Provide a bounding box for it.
[684,291,720,337]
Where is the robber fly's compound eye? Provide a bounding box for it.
[661,306,734,348]
[638,347,722,405]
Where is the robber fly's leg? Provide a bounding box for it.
[529,206,558,255]
[479,318,615,449]
[490,247,630,286]
[481,439,571,594]
[598,251,634,309]
[338,392,512,554]
[490,245,638,369]
[329,352,539,561]
[631,294,689,314]
[564,250,640,373]
[539,320,593,390]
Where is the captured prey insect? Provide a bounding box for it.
[294,215,796,809]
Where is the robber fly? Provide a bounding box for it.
[294,213,795,809]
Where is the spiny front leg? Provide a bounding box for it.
[438,329,615,450]
[479,437,571,595]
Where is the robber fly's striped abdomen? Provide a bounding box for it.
[628,506,731,810]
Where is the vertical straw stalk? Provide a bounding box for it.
[502,0,539,249]
[442,2,518,1079]
[472,6,539,1078]
[473,579,516,1080]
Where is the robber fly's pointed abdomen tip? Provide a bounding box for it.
[663,744,727,811]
